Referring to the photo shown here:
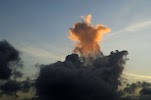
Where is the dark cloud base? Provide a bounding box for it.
[35,51,128,100]
[0,40,32,97]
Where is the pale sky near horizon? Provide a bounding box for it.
[0,0,151,81]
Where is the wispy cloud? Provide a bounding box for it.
[125,20,151,32]
[108,20,151,37]
[124,72,151,80]
[21,46,64,60]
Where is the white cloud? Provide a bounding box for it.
[21,46,64,60]
[125,20,151,32]
[108,20,151,37]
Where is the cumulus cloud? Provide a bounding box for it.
[34,15,129,100]
[35,51,128,100]
[0,40,22,80]
[0,40,33,97]
[69,14,111,59]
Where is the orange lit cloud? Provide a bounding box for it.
[69,14,111,58]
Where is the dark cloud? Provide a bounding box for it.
[140,88,151,95]
[35,50,128,100]
[122,81,151,96]
[0,40,22,80]
[0,77,33,97]
[18,77,34,93]
[0,40,33,97]
[0,79,21,95]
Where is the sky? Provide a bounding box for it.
[0,0,151,81]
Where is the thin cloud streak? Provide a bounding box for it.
[108,20,151,37]
[125,20,151,32]
[125,72,151,79]
[21,46,64,60]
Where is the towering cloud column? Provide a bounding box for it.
[69,14,111,59]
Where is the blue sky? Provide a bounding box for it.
[0,0,151,80]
